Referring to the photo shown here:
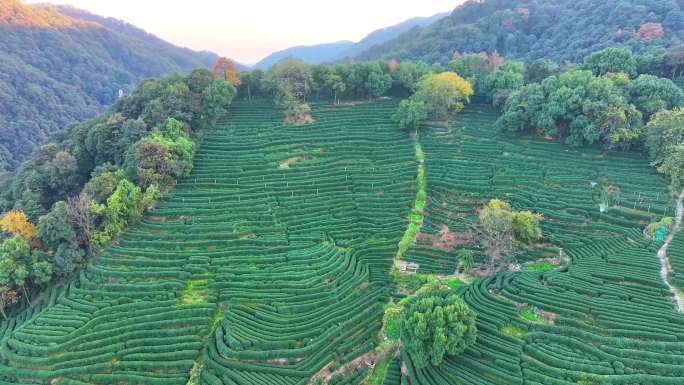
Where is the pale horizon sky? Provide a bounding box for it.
[26,0,462,64]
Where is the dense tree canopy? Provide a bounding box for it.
[646,108,684,191]
[582,47,638,78]
[448,54,492,95]
[628,74,684,118]
[357,0,684,67]
[243,59,436,106]
[494,47,684,154]
[393,100,428,132]
[400,289,477,368]
[0,236,52,291]
[484,61,526,107]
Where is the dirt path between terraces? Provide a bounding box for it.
[657,188,684,312]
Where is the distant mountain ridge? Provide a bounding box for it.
[253,12,449,69]
[339,12,450,59]
[0,1,221,171]
[253,41,355,70]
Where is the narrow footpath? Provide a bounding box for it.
[657,188,684,312]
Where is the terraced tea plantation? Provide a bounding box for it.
[404,104,684,385]
[0,99,416,385]
[2,100,684,385]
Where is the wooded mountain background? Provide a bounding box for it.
[0,0,218,171]
[4,0,684,172]
[358,0,684,65]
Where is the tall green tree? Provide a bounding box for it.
[264,58,313,103]
[202,79,237,127]
[583,47,638,78]
[37,201,84,275]
[628,74,684,118]
[484,61,526,107]
[401,289,477,368]
[366,63,393,98]
[526,59,559,83]
[393,100,428,133]
[393,62,433,95]
[0,236,52,291]
[646,108,684,192]
[448,54,491,94]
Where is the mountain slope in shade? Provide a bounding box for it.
[357,0,684,65]
[0,1,220,171]
[253,11,449,69]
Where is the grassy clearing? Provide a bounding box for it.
[444,277,464,289]
[522,260,556,272]
[385,315,400,340]
[500,324,526,338]
[520,308,543,322]
[180,272,213,305]
[180,278,210,304]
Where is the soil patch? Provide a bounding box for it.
[416,224,475,251]
[279,156,310,169]
[284,114,314,125]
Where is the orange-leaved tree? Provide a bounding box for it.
[0,210,38,240]
[212,57,241,86]
[0,287,19,320]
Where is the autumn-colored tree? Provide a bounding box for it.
[412,72,474,119]
[0,287,18,320]
[212,57,241,86]
[0,210,37,240]
[635,23,664,41]
[487,51,504,71]
[515,7,530,22]
[474,199,543,270]
[387,59,399,74]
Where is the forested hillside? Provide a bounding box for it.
[358,0,684,65]
[0,0,219,171]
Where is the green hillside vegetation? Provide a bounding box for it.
[2,79,684,384]
[357,0,684,67]
[0,69,236,308]
[0,0,220,171]
[4,27,684,385]
[395,100,683,385]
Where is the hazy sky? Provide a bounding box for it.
[27,1,461,64]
